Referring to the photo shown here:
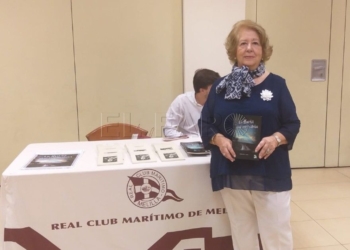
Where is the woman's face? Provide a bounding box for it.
[236,28,262,70]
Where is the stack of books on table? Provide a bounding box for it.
[97,144,124,166]
[125,143,157,163]
[180,141,210,156]
[153,143,185,162]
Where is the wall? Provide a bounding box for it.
[0,0,78,173]
[339,0,350,166]
[247,0,349,168]
[0,0,183,173]
[183,0,245,91]
[1,0,349,173]
[71,0,183,140]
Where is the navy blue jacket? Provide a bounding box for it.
[199,73,300,191]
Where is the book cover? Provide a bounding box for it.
[180,141,210,156]
[24,152,81,169]
[153,143,185,161]
[125,144,157,164]
[97,144,124,166]
[225,114,262,161]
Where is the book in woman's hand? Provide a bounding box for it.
[229,114,262,161]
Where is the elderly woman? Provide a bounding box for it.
[199,20,300,250]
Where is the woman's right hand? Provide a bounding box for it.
[213,134,236,162]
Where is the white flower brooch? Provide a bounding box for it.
[260,89,273,101]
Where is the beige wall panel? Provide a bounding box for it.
[72,0,183,139]
[326,0,347,167]
[246,0,257,21]
[339,1,350,166]
[257,0,332,168]
[183,0,245,91]
[0,0,78,172]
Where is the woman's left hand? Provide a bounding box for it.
[255,136,278,159]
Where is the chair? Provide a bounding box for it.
[86,123,149,141]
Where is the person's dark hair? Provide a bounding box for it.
[193,69,220,93]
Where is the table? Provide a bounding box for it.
[1,138,233,250]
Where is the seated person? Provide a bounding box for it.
[164,69,220,137]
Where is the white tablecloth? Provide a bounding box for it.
[1,138,233,250]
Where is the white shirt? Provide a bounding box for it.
[164,91,202,137]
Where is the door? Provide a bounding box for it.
[256,0,332,168]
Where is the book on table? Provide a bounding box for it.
[96,144,124,166]
[228,114,262,161]
[24,151,82,169]
[125,143,157,163]
[180,141,210,156]
[153,143,185,161]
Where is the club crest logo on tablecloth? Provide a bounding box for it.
[127,169,183,208]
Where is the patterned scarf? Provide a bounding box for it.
[216,62,265,100]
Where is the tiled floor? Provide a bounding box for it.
[291,167,350,250]
[0,167,349,249]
